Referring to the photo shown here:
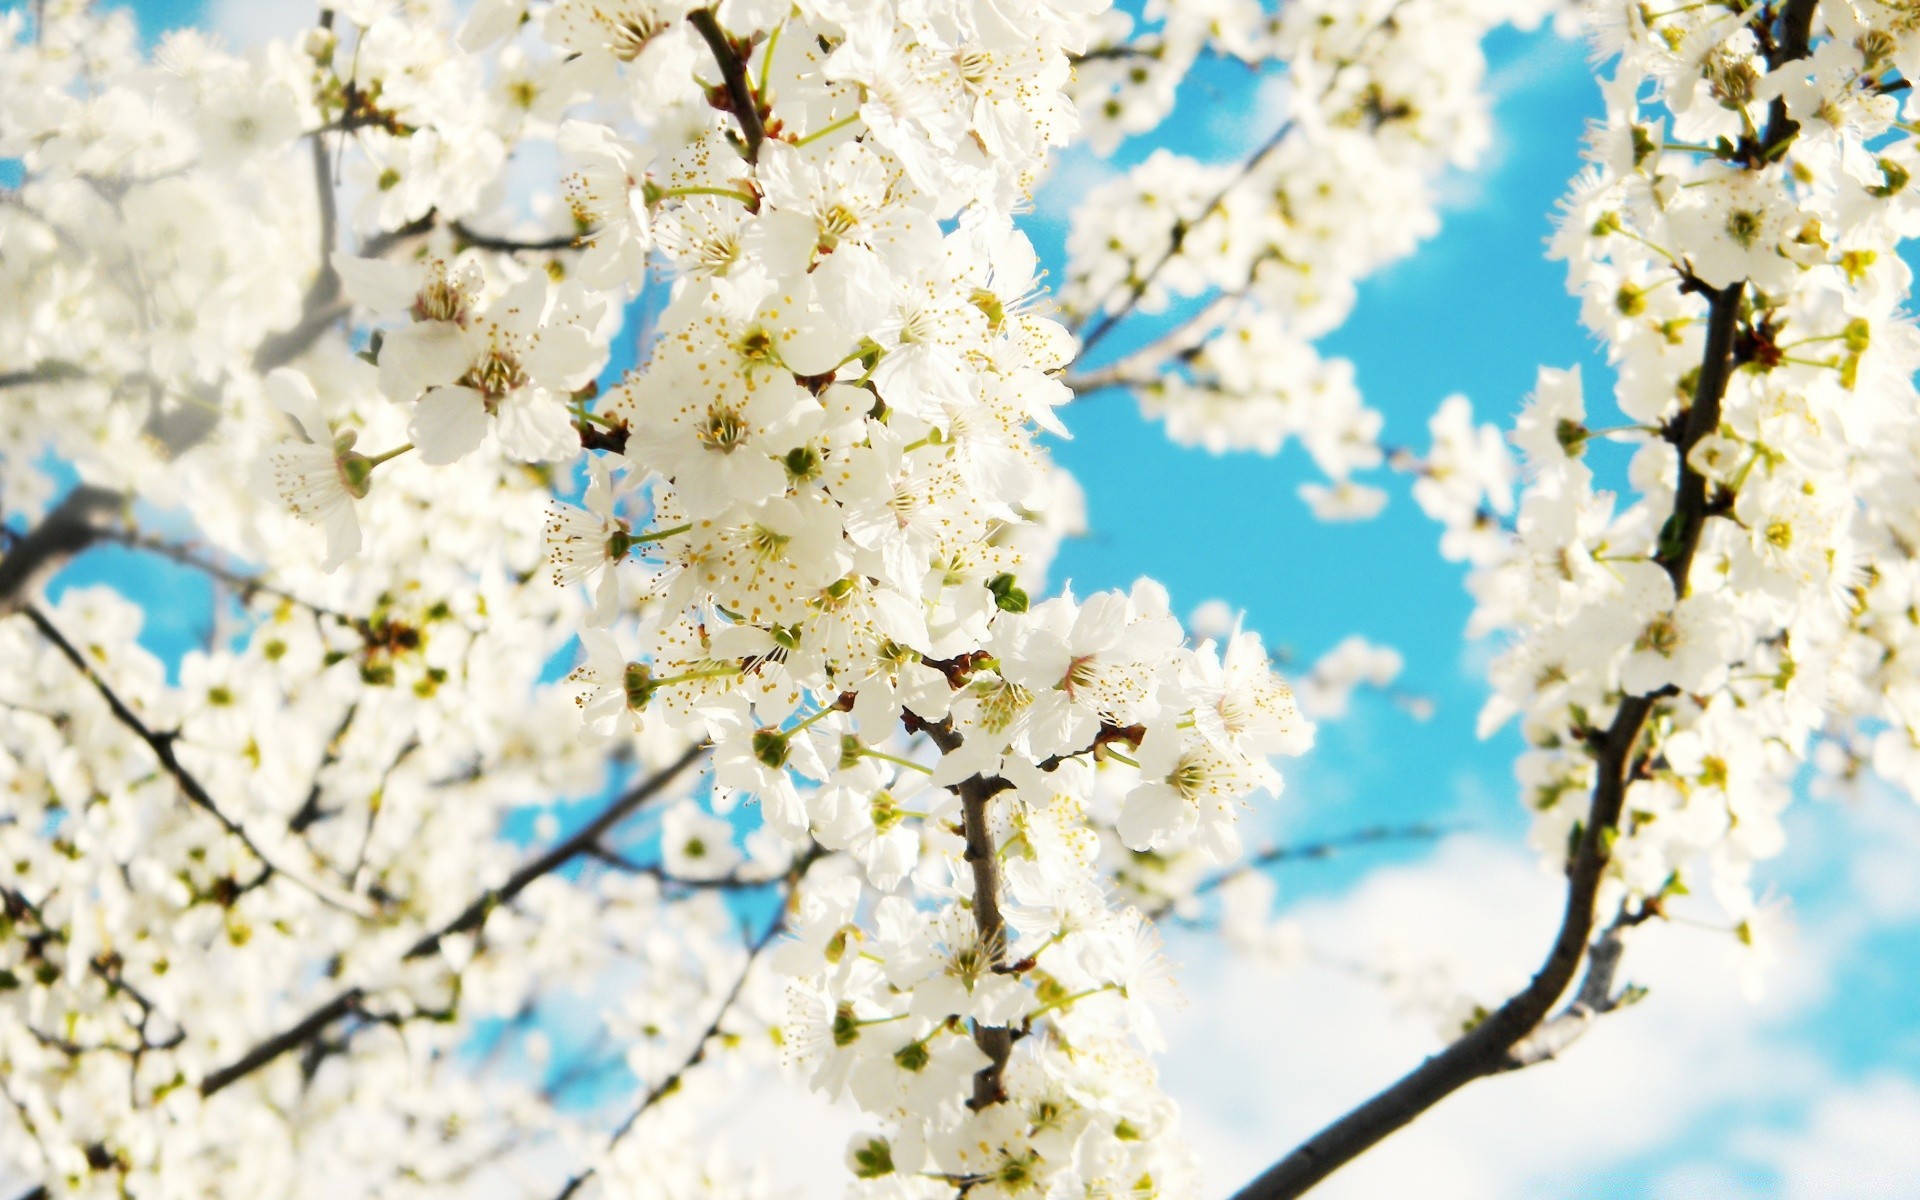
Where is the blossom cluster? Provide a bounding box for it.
[1415,0,1920,971]
[0,0,1331,1195]
[1059,0,1562,516]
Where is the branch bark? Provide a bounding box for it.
[0,486,123,612]
[1232,201,1764,1200]
[550,845,823,1200]
[689,8,767,164]
[958,773,1015,1108]
[196,743,707,1098]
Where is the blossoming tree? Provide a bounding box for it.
[1,0,1914,1196]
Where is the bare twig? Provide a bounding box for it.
[195,743,707,1097]
[551,846,823,1200]
[98,528,359,626]
[1147,823,1457,922]
[689,8,767,163]
[1073,118,1296,357]
[23,605,374,918]
[1231,4,1816,1179]
[449,220,583,254]
[0,486,124,611]
[1069,1,1414,357]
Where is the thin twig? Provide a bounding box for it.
[196,744,707,1097]
[1147,823,1458,921]
[449,220,584,254]
[23,605,374,918]
[99,528,359,625]
[551,846,823,1200]
[689,8,767,163]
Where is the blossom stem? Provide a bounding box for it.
[754,19,781,97]
[860,749,933,775]
[629,522,692,545]
[362,441,413,468]
[650,667,744,687]
[659,185,758,206]
[788,706,837,734]
[794,113,861,147]
[1027,983,1118,1019]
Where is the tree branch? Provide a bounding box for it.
[0,486,124,611]
[958,772,1015,1108]
[1073,118,1295,357]
[1501,908,1649,1070]
[194,743,707,1097]
[97,528,359,627]
[1233,7,1822,1189]
[403,742,706,960]
[449,219,584,254]
[551,845,823,1200]
[1232,248,1756,1200]
[22,605,375,917]
[689,8,767,163]
[1147,823,1457,922]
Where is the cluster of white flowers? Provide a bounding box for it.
[0,0,1338,1195]
[22,0,1908,1191]
[1059,0,1564,513]
[1404,0,1920,966]
[1044,0,1920,1010]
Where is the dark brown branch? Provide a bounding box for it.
[1502,908,1650,1070]
[22,605,370,918]
[1233,247,1755,1200]
[404,742,705,960]
[1234,9,1821,1191]
[199,988,367,1096]
[97,528,359,626]
[958,773,1015,1108]
[1762,0,1820,147]
[551,845,823,1200]
[583,843,781,890]
[1069,42,1165,64]
[913,720,1018,1109]
[194,743,707,1097]
[689,8,767,163]
[0,486,124,610]
[1074,117,1296,356]
[1147,823,1457,922]
[449,220,584,254]
[0,361,87,390]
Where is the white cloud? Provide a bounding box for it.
[1160,836,1829,1199]
[1838,790,1920,923]
[209,0,310,46]
[1746,1075,1920,1199]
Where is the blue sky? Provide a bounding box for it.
[19,2,1920,1194]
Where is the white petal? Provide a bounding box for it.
[495,393,579,463]
[264,368,329,444]
[410,386,489,464]
[332,253,420,316]
[379,322,471,402]
[320,501,362,573]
